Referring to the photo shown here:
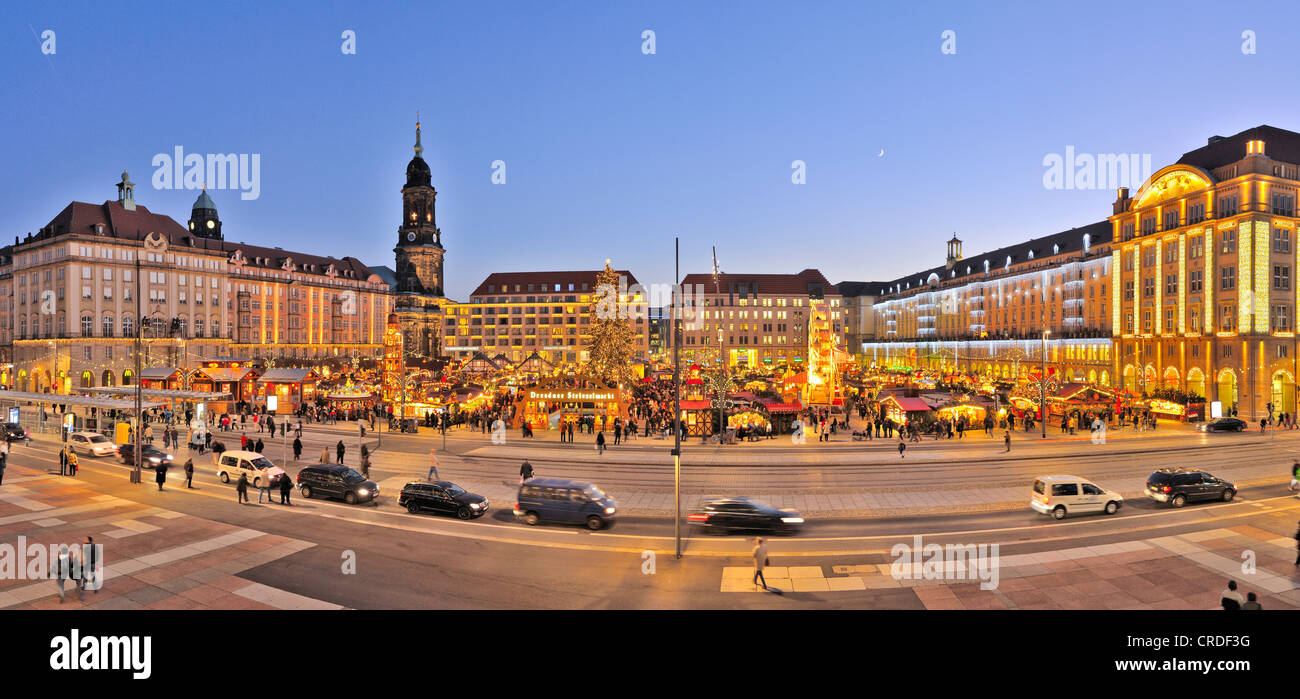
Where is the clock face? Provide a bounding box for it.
[407,232,417,242]
[206,220,215,229]
[189,222,195,230]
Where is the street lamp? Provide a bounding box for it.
[1041,329,1049,439]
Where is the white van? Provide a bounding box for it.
[68,431,118,457]
[1030,475,1123,520]
[215,450,284,487]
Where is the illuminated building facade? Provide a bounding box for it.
[1111,126,1300,419]
[674,269,843,371]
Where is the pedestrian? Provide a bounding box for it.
[336,440,345,464]
[184,458,194,489]
[255,438,264,454]
[752,537,769,591]
[236,473,249,503]
[67,449,78,477]
[279,468,293,505]
[240,433,249,450]
[360,445,370,480]
[596,431,606,455]
[319,447,329,464]
[1294,519,1300,566]
[1291,460,1300,496]
[427,448,440,481]
[1220,579,1244,610]
[0,450,6,487]
[1242,592,1262,610]
[58,446,68,476]
[897,438,906,459]
[81,536,98,594]
[55,544,75,604]
[293,436,302,461]
[520,459,534,484]
[1004,430,1011,453]
[154,462,167,491]
[257,466,273,503]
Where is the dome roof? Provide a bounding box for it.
[406,156,431,187]
[192,189,217,211]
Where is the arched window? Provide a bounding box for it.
[102,316,114,338]
[81,316,93,337]
[122,369,134,386]
[121,316,134,338]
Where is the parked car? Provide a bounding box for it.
[399,481,488,519]
[2,423,28,443]
[687,497,804,534]
[116,443,174,468]
[1030,475,1123,520]
[1198,417,1247,432]
[1145,468,1237,507]
[68,431,117,457]
[514,478,616,530]
[215,450,284,487]
[296,464,378,504]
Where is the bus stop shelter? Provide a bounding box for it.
[0,390,166,437]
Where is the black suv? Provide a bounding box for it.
[116,443,174,468]
[1145,468,1237,508]
[2,423,28,443]
[399,481,488,519]
[296,464,378,505]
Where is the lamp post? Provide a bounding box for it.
[1041,329,1049,439]
[673,237,682,559]
[131,257,143,484]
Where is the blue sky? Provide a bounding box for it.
[4,0,1300,298]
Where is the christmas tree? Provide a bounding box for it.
[587,261,637,386]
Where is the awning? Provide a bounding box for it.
[85,387,232,400]
[140,367,181,380]
[0,390,165,410]
[884,396,933,412]
[765,402,803,413]
[195,367,255,382]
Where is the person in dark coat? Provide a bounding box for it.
[336,440,345,464]
[520,459,534,483]
[155,462,168,491]
[59,447,68,476]
[254,438,264,454]
[236,473,249,503]
[183,458,194,488]
[359,445,370,479]
[292,437,302,461]
[279,469,293,505]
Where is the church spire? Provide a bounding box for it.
[414,112,424,159]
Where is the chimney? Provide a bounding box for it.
[1207,135,1225,146]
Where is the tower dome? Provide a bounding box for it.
[406,118,431,187]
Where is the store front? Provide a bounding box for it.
[519,388,624,431]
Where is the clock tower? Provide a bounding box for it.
[188,187,223,240]
[395,118,445,296]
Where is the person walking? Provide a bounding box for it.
[335,440,345,465]
[427,448,440,481]
[183,458,194,489]
[55,544,75,604]
[520,459,534,484]
[752,537,769,591]
[897,437,906,459]
[279,468,293,505]
[254,437,264,454]
[596,431,606,455]
[81,536,98,595]
[1003,430,1012,453]
[292,436,302,461]
[359,445,370,480]
[1291,460,1300,496]
[236,473,249,503]
[66,449,78,477]
[154,462,167,491]
[58,446,68,476]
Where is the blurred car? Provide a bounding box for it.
[399,481,488,519]
[296,464,377,504]
[68,431,118,457]
[1145,467,1237,507]
[116,443,174,468]
[1198,417,1247,432]
[1030,475,1123,520]
[514,478,616,530]
[687,497,804,534]
[2,423,28,442]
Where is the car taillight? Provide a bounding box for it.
[1161,485,1171,493]
[296,473,302,483]
[688,513,709,522]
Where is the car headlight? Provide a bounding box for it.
[149,457,160,463]
[166,454,173,460]
[357,489,369,496]
[470,502,483,509]
[781,517,804,524]
[604,507,616,514]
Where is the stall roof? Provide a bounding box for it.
[258,368,315,383]
[84,387,232,400]
[0,390,165,410]
[140,367,181,380]
[883,396,933,412]
[194,367,256,382]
